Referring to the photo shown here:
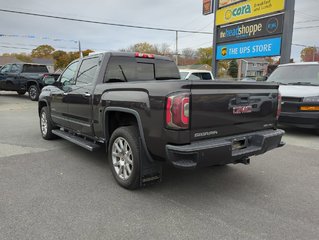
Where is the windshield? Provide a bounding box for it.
[179,72,188,80]
[268,65,319,85]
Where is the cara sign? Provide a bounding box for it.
[216,0,285,26]
[216,36,282,60]
[217,14,284,43]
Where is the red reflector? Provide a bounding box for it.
[166,97,172,125]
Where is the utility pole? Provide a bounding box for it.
[211,0,218,77]
[175,31,179,65]
[79,41,83,58]
[281,0,295,64]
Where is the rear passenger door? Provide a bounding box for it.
[67,57,100,137]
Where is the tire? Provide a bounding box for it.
[108,126,140,190]
[40,107,56,140]
[17,90,26,95]
[28,85,40,101]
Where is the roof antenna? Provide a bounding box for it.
[79,41,83,58]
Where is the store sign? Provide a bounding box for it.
[216,0,285,26]
[203,0,214,15]
[219,0,246,8]
[217,14,284,43]
[216,36,282,60]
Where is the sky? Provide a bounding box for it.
[0,0,318,62]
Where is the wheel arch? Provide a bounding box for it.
[104,107,153,162]
[26,80,40,90]
[38,100,49,116]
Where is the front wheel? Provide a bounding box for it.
[40,107,56,140]
[28,85,40,101]
[108,126,140,190]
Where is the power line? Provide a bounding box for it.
[294,25,319,30]
[0,8,213,35]
[0,45,33,50]
[295,19,319,24]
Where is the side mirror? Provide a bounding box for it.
[62,84,72,92]
[43,77,56,85]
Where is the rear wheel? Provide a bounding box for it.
[17,90,26,95]
[28,85,40,101]
[40,107,56,140]
[108,126,140,190]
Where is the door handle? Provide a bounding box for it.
[83,93,91,97]
[63,92,69,96]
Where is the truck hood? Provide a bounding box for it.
[279,85,319,98]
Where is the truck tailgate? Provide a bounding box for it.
[190,81,279,141]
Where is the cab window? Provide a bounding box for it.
[0,65,11,74]
[10,64,21,73]
[60,61,79,85]
[76,58,99,85]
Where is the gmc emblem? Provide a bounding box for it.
[233,106,253,115]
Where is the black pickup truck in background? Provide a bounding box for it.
[38,52,285,189]
[0,63,58,101]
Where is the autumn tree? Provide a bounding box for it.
[52,50,69,69]
[155,43,173,56]
[31,45,55,58]
[196,47,213,66]
[123,42,157,54]
[182,48,197,59]
[52,49,94,69]
[300,47,319,62]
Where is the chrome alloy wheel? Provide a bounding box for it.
[112,137,133,180]
[40,111,48,136]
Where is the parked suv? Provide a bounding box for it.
[0,63,50,100]
[267,62,319,132]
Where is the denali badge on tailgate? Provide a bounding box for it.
[233,105,253,115]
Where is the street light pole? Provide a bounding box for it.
[175,31,179,65]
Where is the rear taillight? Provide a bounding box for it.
[276,92,282,120]
[166,93,190,129]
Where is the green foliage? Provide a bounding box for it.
[31,45,55,58]
[196,47,213,66]
[227,60,238,78]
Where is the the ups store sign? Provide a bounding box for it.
[217,14,284,43]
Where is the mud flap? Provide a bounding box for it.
[139,138,162,187]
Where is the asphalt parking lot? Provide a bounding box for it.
[0,91,319,240]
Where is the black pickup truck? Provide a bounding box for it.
[38,52,284,189]
[0,63,56,101]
